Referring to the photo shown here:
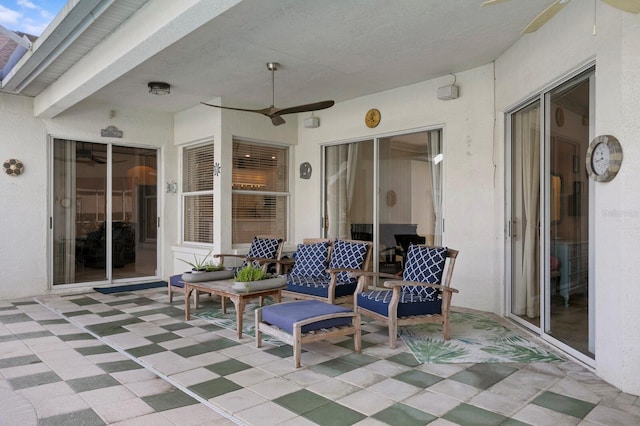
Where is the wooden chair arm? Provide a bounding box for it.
[349,271,399,280]
[383,280,459,293]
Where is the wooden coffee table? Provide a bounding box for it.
[183,279,285,338]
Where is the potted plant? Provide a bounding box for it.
[179,250,234,282]
[232,265,286,292]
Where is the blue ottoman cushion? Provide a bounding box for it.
[169,274,184,288]
[261,300,353,334]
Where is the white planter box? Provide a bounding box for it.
[231,276,287,292]
[182,269,235,282]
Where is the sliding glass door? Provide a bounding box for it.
[507,68,594,362]
[323,129,443,276]
[52,139,158,285]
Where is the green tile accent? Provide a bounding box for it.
[39,408,106,426]
[65,309,94,317]
[70,296,100,306]
[75,345,117,356]
[87,318,143,336]
[339,352,378,367]
[0,335,17,343]
[16,330,53,340]
[59,333,95,341]
[311,359,360,377]
[9,371,62,390]
[161,322,193,331]
[127,344,167,357]
[373,403,438,426]
[532,391,596,419]
[146,332,181,343]
[204,358,251,376]
[106,299,136,306]
[443,403,509,426]
[274,389,331,415]
[67,374,120,392]
[386,352,421,367]
[98,309,126,317]
[10,301,38,306]
[188,377,242,399]
[335,338,376,352]
[0,354,41,368]
[38,319,69,325]
[0,313,32,323]
[98,359,143,373]
[174,342,224,358]
[265,345,297,358]
[143,389,199,411]
[394,369,443,388]
[195,337,239,351]
[450,364,517,390]
[303,401,367,426]
[196,323,223,332]
[501,419,532,426]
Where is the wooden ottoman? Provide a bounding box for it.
[256,300,361,368]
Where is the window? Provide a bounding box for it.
[182,143,214,244]
[232,140,288,244]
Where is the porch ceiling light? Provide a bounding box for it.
[148,82,170,95]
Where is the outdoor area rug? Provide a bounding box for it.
[93,281,167,294]
[192,301,285,346]
[399,311,565,364]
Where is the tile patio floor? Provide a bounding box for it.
[1,287,639,425]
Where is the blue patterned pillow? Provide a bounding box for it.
[403,245,448,284]
[242,237,282,268]
[329,239,368,284]
[290,241,331,278]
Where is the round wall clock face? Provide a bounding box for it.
[585,135,622,182]
[555,107,564,127]
[365,108,381,128]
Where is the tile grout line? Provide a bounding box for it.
[34,297,247,426]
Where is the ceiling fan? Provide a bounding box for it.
[201,62,335,126]
[77,147,107,164]
[482,0,640,34]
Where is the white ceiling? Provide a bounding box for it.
[41,0,561,114]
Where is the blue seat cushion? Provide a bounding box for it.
[169,275,184,288]
[357,289,442,317]
[286,275,357,299]
[290,241,331,278]
[261,300,353,334]
[328,239,369,284]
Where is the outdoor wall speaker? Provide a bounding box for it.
[437,85,458,100]
[304,117,319,128]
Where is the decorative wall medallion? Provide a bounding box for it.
[300,162,312,179]
[3,159,24,176]
[555,107,564,127]
[101,125,123,138]
[213,162,221,176]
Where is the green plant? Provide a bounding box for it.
[234,265,268,282]
[178,250,224,272]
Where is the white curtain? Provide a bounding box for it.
[517,108,540,318]
[326,144,358,239]
[426,130,442,245]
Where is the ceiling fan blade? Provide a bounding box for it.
[200,102,271,115]
[271,115,286,126]
[522,0,569,34]
[273,100,335,116]
[481,0,512,6]
[601,0,640,14]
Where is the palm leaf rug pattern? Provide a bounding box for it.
[399,311,565,363]
[192,301,285,346]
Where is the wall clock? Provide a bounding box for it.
[585,135,622,182]
[365,108,381,128]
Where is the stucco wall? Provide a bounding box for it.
[495,0,640,395]
[294,64,499,314]
[0,95,174,298]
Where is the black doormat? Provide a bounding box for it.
[93,281,167,294]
